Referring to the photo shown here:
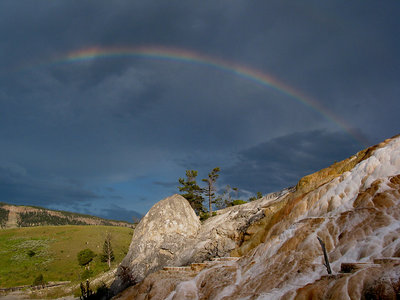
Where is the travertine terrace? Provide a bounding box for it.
[115,135,400,299]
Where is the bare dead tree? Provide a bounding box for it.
[102,233,114,269]
[317,237,332,274]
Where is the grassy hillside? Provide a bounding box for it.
[0,225,133,288]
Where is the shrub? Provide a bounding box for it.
[27,250,36,257]
[77,249,96,266]
[199,212,210,221]
[231,200,247,206]
[33,274,45,286]
[81,269,93,280]
[199,211,218,221]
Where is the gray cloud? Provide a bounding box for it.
[0,1,398,215]
[223,130,363,194]
[0,163,102,207]
[96,205,142,223]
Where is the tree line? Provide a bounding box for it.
[178,167,262,219]
[16,211,87,227]
[0,207,8,228]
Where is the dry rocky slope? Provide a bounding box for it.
[113,135,400,299]
[0,203,133,228]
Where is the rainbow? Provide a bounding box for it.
[46,46,368,146]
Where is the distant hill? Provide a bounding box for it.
[0,202,134,228]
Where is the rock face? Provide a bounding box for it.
[172,188,291,266]
[114,135,400,300]
[111,188,291,297]
[111,194,201,294]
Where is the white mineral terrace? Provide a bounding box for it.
[162,136,400,299]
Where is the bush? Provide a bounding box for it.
[231,200,247,206]
[33,274,45,286]
[27,250,36,257]
[199,211,218,221]
[199,212,210,221]
[77,249,96,266]
[81,269,93,280]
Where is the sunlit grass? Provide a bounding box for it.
[0,225,133,288]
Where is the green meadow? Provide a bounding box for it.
[0,225,133,288]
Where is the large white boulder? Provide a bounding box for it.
[111,194,200,294]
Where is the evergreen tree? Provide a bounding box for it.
[178,170,205,215]
[202,167,220,214]
[101,233,114,269]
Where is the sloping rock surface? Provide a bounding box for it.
[172,188,291,266]
[112,187,291,296]
[115,135,400,300]
[111,194,201,294]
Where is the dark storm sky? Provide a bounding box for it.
[0,1,399,221]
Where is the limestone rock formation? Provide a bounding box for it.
[114,135,400,299]
[172,188,291,266]
[111,194,201,294]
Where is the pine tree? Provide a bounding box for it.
[178,170,205,215]
[202,167,220,215]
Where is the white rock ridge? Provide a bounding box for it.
[114,135,400,299]
[111,194,201,294]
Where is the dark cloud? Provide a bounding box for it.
[0,1,398,215]
[96,205,142,223]
[0,161,102,207]
[223,130,363,194]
